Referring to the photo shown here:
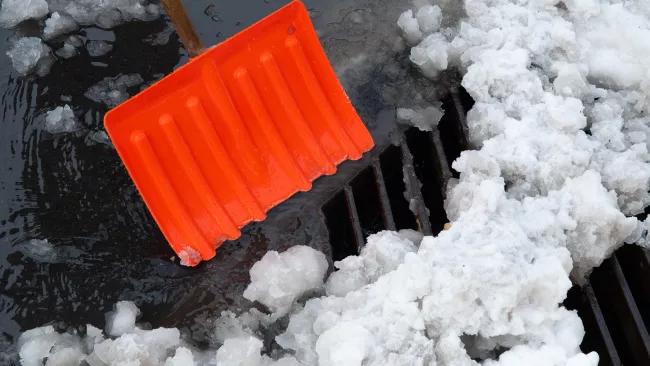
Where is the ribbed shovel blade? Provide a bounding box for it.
[104,0,374,265]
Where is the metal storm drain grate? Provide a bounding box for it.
[322,86,650,366]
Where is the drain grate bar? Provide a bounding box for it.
[398,132,433,235]
[584,283,622,366]
[372,160,397,231]
[429,128,453,193]
[344,184,366,250]
[610,254,650,363]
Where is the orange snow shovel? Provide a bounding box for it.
[104,0,374,266]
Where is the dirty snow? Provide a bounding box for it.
[15,0,650,365]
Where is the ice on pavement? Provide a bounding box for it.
[0,0,48,28]
[6,37,52,76]
[43,12,77,40]
[86,40,113,57]
[45,105,78,134]
[48,0,160,28]
[16,0,650,365]
[84,74,144,108]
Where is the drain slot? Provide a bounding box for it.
[322,190,359,261]
[378,144,418,231]
[350,167,387,239]
[405,128,449,235]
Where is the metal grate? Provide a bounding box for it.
[322,86,650,366]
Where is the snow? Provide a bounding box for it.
[6,37,52,76]
[86,40,113,57]
[216,337,263,366]
[45,105,78,134]
[43,12,77,40]
[17,301,186,365]
[0,0,48,28]
[243,246,329,318]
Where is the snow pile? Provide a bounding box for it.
[45,105,78,134]
[243,246,329,318]
[6,37,53,76]
[85,74,144,108]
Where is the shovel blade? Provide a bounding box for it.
[104,0,374,265]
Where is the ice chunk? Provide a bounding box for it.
[85,74,144,108]
[397,10,422,45]
[106,301,139,337]
[165,347,195,366]
[0,0,48,28]
[216,337,263,366]
[56,44,78,59]
[20,238,57,261]
[45,105,78,134]
[43,12,78,40]
[396,105,444,131]
[86,40,113,57]
[415,5,442,35]
[214,310,259,344]
[178,246,202,266]
[6,37,52,76]
[409,33,449,79]
[48,0,160,28]
[243,246,328,317]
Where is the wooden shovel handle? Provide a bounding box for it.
[161,0,205,58]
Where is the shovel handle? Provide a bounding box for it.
[161,0,205,58]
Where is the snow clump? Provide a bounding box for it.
[243,246,329,318]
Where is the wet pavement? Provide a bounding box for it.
[0,0,456,358]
